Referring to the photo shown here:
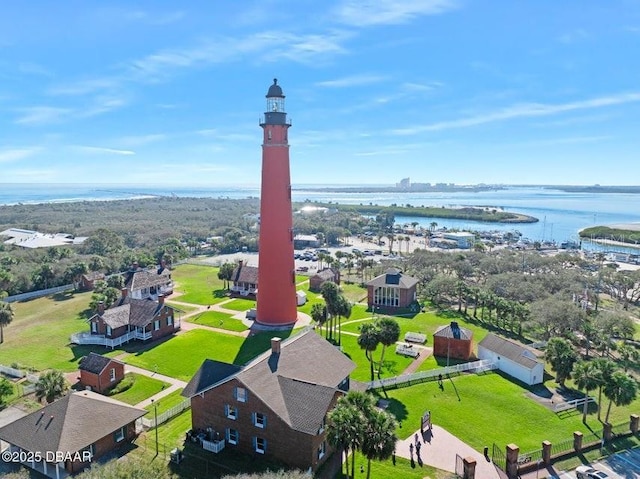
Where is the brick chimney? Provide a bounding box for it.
[271,337,281,355]
[121,288,128,299]
[158,294,165,305]
[97,301,105,315]
[132,261,139,271]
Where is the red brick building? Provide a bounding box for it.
[366,268,418,311]
[433,321,474,361]
[78,352,125,394]
[309,268,340,292]
[0,391,145,477]
[183,330,356,474]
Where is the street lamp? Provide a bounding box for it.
[151,398,159,456]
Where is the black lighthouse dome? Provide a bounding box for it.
[266,78,285,98]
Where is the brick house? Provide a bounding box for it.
[78,352,125,394]
[433,321,474,361]
[309,268,340,292]
[230,261,259,297]
[80,271,105,291]
[182,330,356,474]
[77,289,180,347]
[366,268,418,311]
[124,262,173,300]
[0,391,145,477]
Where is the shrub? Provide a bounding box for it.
[106,373,134,396]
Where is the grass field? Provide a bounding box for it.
[186,310,248,332]
[334,451,455,479]
[222,298,256,311]
[338,333,415,382]
[0,291,122,372]
[122,329,293,381]
[340,282,368,303]
[108,373,169,405]
[171,264,227,305]
[143,388,186,416]
[382,371,637,452]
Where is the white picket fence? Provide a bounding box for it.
[367,359,496,390]
[0,364,40,397]
[140,399,191,429]
[554,396,596,413]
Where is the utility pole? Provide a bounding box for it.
[151,398,159,456]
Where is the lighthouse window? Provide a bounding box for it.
[267,130,272,141]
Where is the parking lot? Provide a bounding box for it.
[552,448,640,478]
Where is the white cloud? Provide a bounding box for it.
[316,74,387,88]
[71,145,135,156]
[558,29,589,44]
[116,134,167,147]
[0,148,41,163]
[334,0,457,26]
[125,10,185,25]
[392,92,640,135]
[48,77,121,96]
[14,106,71,125]
[79,96,129,118]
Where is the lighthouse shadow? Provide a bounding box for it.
[233,327,294,365]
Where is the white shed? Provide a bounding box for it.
[296,290,307,306]
[478,333,544,386]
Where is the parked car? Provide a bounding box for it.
[575,466,609,479]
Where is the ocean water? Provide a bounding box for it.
[1,184,639,250]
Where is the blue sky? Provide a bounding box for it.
[1,0,640,186]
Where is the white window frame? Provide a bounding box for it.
[109,368,116,382]
[225,404,237,420]
[91,322,97,333]
[235,387,247,403]
[167,315,173,326]
[318,441,326,460]
[106,325,112,336]
[254,436,266,454]
[253,412,266,429]
[226,428,238,445]
[154,319,160,331]
[114,426,125,442]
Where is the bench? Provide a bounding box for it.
[404,332,427,344]
[395,343,420,358]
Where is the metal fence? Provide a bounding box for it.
[366,359,496,390]
[140,399,191,429]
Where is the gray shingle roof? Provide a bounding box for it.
[78,352,122,375]
[278,377,338,435]
[367,269,418,289]
[478,333,542,369]
[92,297,172,329]
[126,267,171,292]
[232,263,258,284]
[433,322,473,340]
[312,268,337,281]
[182,360,243,397]
[0,391,146,455]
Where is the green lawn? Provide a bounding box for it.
[339,333,415,382]
[122,329,293,381]
[108,373,169,405]
[334,451,455,479]
[0,291,121,372]
[222,298,256,311]
[186,310,248,332]
[166,302,199,314]
[340,282,368,303]
[143,388,186,416]
[383,372,620,452]
[171,264,228,305]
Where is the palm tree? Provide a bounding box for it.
[327,402,361,478]
[545,337,577,388]
[603,371,638,423]
[376,318,400,380]
[35,370,68,403]
[572,361,602,423]
[328,391,376,478]
[405,235,411,254]
[360,408,398,479]
[358,323,380,382]
[0,301,14,344]
[429,221,438,232]
[310,303,327,336]
[592,358,616,421]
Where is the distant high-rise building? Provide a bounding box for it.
[397,177,411,189]
[256,79,297,326]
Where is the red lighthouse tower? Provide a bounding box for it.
[256,79,297,326]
